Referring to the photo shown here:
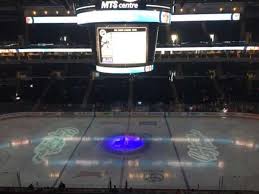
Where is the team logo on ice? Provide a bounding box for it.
[186,129,219,162]
[32,128,79,164]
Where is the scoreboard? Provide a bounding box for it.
[97,26,148,66]
[25,1,241,74]
[74,0,169,73]
[94,24,158,74]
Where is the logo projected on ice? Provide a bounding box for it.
[32,128,79,164]
[144,170,164,183]
[186,129,219,162]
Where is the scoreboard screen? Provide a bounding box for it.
[97,26,148,66]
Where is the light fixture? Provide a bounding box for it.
[223,108,228,113]
[17,48,92,53]
[171,13,240,22]
[171,34,178,44]
[44,10,48,15]
[56,10,59,15]
[26,12,240,25]
[32,11,37,15]
[169,71,176,82]
[218,161,224,169]
[233,7,237,12]
[67,10,70,14]
[180,8,184,13]
[209,34,215,42]
[156,46,253,52]
[219,7,224,12]
[16,93,21,101]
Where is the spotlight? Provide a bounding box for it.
[44,10,48,15]
[218,161,224,169]
[169,71,176,82]
[16,94,21,101]
[30,84,34,88]
[171,34,178,44]
[32,11,37,15]
[223,108,228,113]
[56,10,59,15]
[219,7,224,12]
[209,34,215,42]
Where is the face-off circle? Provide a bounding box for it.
[102,134,145,154]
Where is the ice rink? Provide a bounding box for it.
[0,114,259,191]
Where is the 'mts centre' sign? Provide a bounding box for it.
[100,0,139,9]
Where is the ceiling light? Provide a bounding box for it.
[171,34,178,44]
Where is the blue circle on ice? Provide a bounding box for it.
[103,134,145,154]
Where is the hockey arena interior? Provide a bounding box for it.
[0,0,259,194]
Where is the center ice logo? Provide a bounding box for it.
[186,129,219,162]
[32,128,79,164]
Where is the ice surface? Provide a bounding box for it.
[0,115,259,190]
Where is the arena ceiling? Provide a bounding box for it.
[0,0,259,8]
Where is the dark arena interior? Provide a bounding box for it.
[0,0,259,194]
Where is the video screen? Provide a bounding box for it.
[97,26,148,66]
[96,65,154,74]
